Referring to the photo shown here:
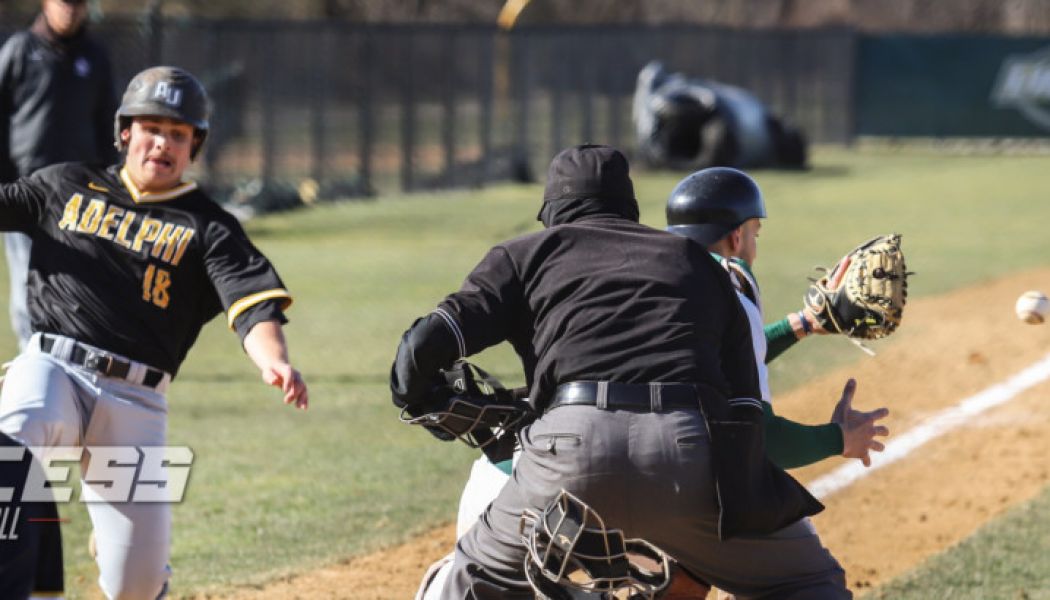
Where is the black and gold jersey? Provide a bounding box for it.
[0,162,291,375]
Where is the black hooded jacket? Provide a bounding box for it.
[391,145,759,413]
[0,14,117,182]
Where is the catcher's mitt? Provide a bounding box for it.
[399,360,533,460]
[804,234,910,342]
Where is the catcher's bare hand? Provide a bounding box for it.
[263,362,309,410]
[830,378,888,467]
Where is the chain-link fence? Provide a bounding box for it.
[1,18,856,203]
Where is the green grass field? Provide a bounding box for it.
[870,488,1050,599]
[7,146,1049,597]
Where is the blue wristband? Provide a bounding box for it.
[797,311,812,335]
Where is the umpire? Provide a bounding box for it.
[391,145,847,598]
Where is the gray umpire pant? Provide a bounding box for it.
[441,404,850,599]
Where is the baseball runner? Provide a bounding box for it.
[394,145,843,599]
[0,66,307,599]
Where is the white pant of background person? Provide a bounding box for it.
[0,333,174,599]
[5,232,33,351]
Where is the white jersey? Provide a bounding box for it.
[719,256,771,403]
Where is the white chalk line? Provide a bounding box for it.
[808,351,1050,500]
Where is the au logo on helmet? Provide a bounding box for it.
[113,66,211,159]
[152,82,183,107]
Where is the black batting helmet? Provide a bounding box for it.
[114,66,210,159]
[665,166,766,246]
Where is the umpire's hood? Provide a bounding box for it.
[537,145,640,227]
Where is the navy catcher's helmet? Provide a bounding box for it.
[114,66,210,159]
[665,167,766,246]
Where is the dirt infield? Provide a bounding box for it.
[209,268,1050,599]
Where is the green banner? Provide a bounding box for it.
[857,35,1050,137]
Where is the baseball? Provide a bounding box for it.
[1015,290,1049,324]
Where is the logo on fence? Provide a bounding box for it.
[991,46,1050,130]
[152,82,183,107]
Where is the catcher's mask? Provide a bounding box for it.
[665,167,765,246]
[399,360,532,453]
[520,490,673,600]
[114,66,210,159]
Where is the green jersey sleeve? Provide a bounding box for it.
[763,400,843,469]
[764,317,799,363]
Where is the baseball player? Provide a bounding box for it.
[394,144,847,599]
[665,166,889,469]
[661,167,888,598]
[0,65,307,599]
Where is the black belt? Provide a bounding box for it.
[548,381,699,412]
[40,335,167,389]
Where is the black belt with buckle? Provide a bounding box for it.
[548,381,699,412]
[40,335,166,388]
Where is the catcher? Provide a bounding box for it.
[661,166,901,596]
[666,167,899,470]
